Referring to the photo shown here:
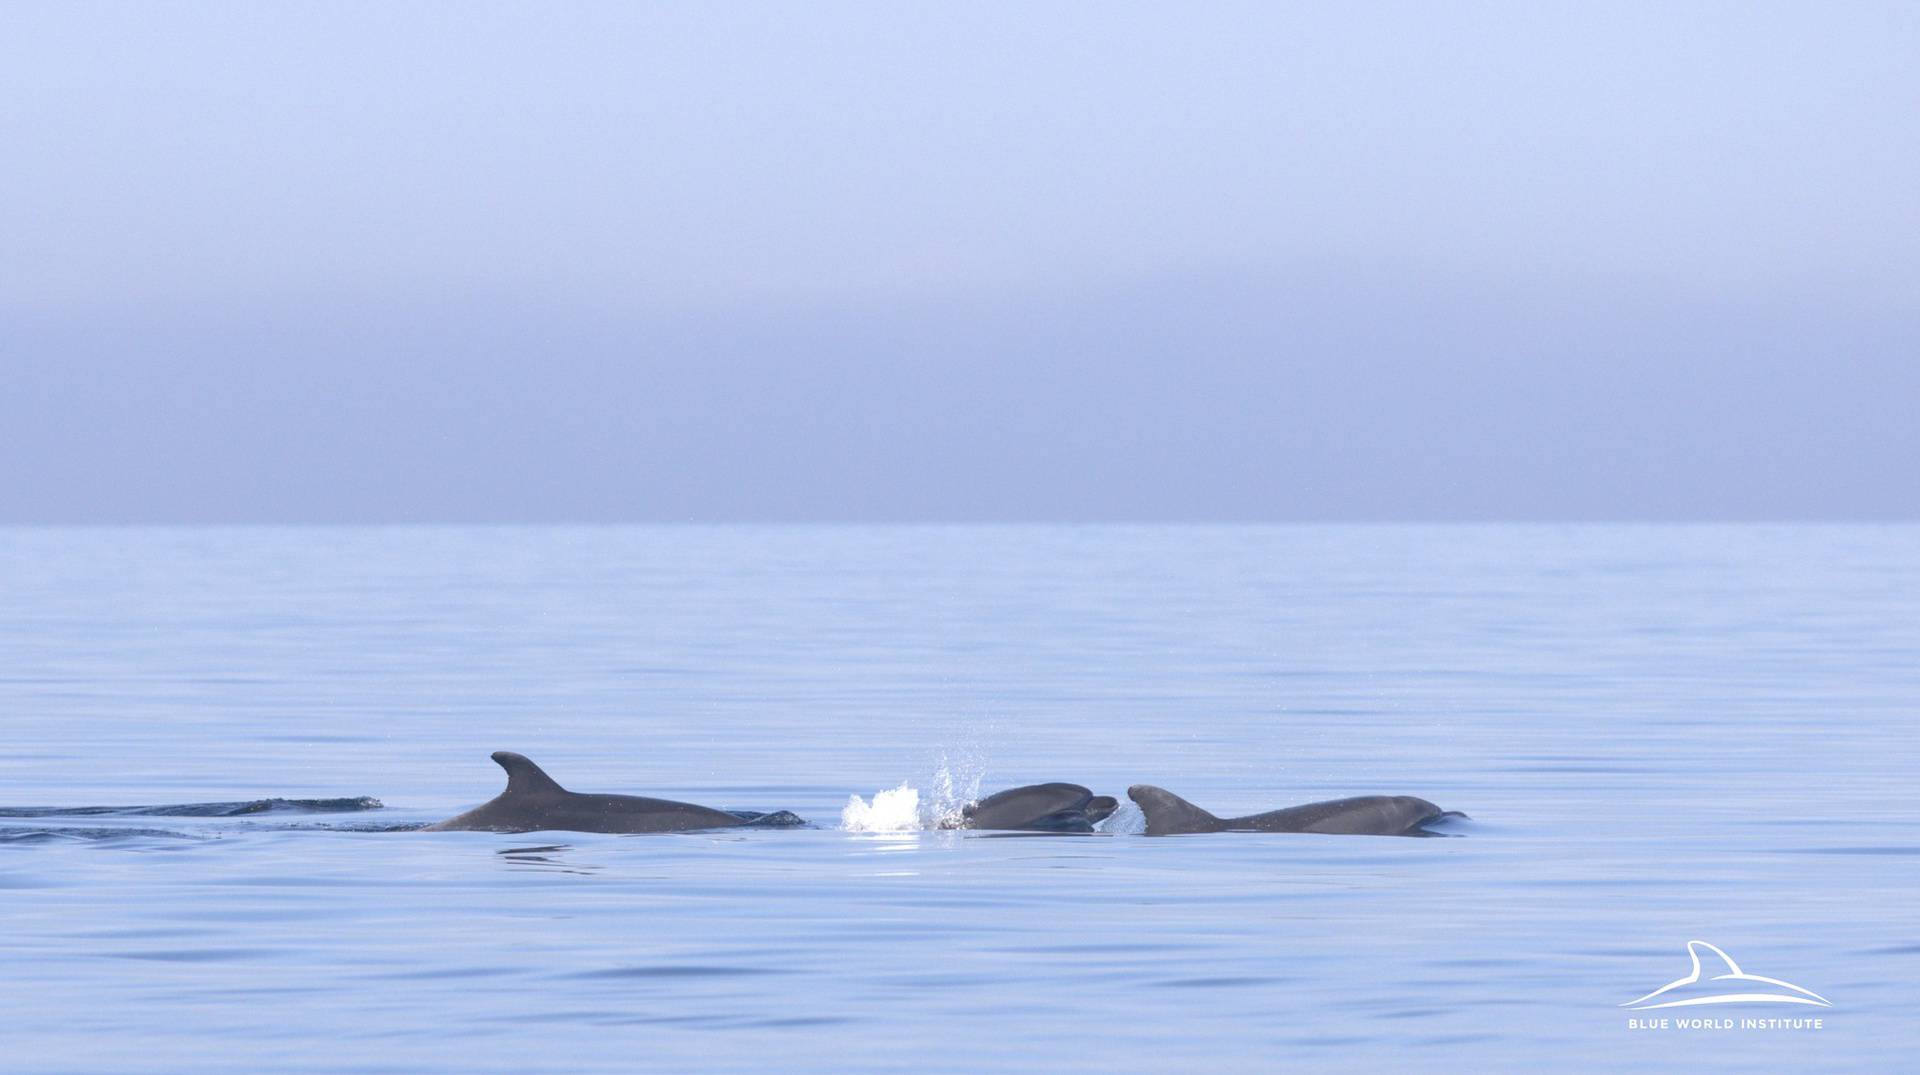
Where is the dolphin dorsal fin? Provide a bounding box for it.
[491,751,566,796]
[1129,785,1223,835]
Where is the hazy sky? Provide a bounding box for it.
[3,3,1916,521]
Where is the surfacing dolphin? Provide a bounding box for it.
[949,783,1119,833]
[426,752,801,834]
[1128,785,1461,837]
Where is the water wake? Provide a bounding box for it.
[0,826,202,844]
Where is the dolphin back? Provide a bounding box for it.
[426,751,773,833]
[1239,794,1449,835]
[1128,785,1224,835]
[962,783,1110,832]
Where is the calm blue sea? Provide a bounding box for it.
[2,525,1916,1072]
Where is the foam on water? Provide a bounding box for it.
[840,783,921,831]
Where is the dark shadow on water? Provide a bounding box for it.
[1155,976,1287,989]
[498,844,603,875]
[567,965,791,979]
[108,947,272,962]
[1778,845,1920,856]
[969,830,1109,839]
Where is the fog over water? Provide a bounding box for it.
[4,4,1916,522]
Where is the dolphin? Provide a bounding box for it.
[1128,784,1461,836]
[425,752,795,834]
[949,783,1120,833]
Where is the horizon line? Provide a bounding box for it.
[3,518,1915,529]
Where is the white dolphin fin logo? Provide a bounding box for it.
[1621,941,1832,1010]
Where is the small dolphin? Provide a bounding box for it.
[950,783,1119,833]
[1128,784,1461,836]
[426,752,796,834]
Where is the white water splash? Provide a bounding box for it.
[923,751,983,828]
[841,750,990,832]
[1101,800,1146,835]
[840,784,922,832]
